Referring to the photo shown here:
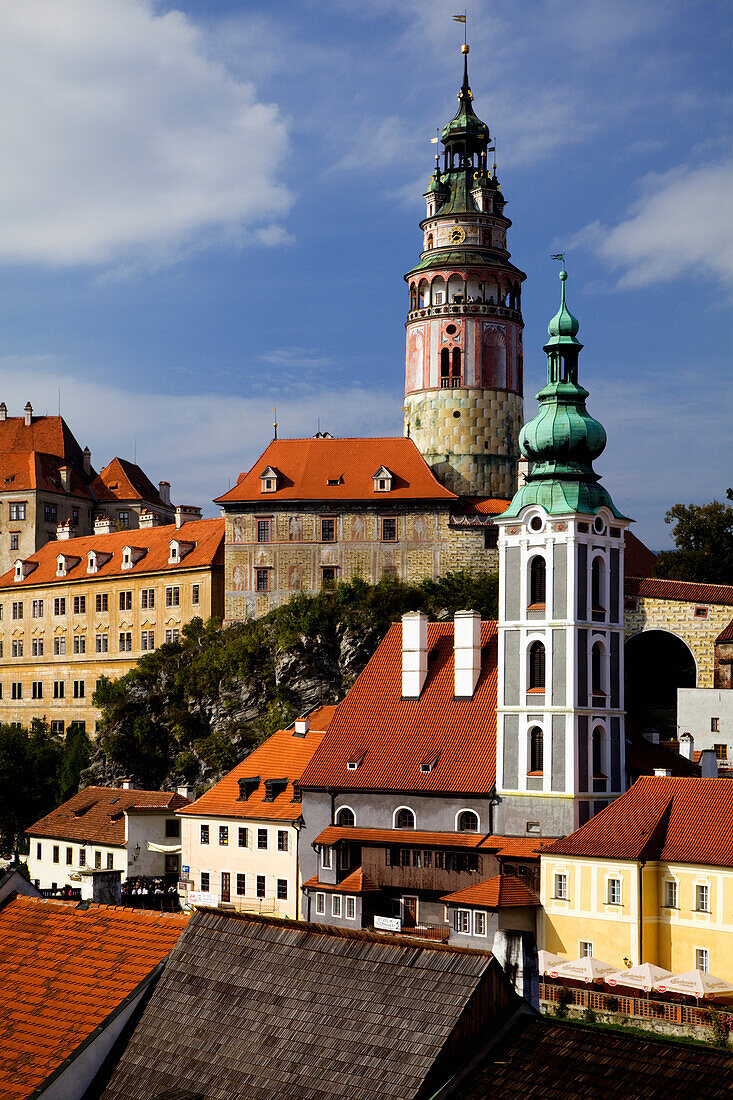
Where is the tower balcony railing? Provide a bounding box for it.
[407,301,521,323]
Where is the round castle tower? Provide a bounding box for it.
[403,45,526,499]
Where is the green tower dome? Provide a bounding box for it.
[503,261,626,519]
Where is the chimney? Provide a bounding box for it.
[492,929,539,1011]
[454,610,482,698]
[654,768,672,777]
[121,778,138,790]
[294,716,310,736]
[402,611,428,699]
[517,457,531,489]
[679,732,694,761]
[83,446,91,476]
[56,519,75,541]
[699,749,718,779]
[94,515,114,535]
[79,869,122,906]
[643,728,660,745]
[0,402,7,421]
[177,784,194,800]
[138,510,159,530]
[175,504,202,529]
[59,465,71,493]
[159,481,171,506]
[24,402,33,427]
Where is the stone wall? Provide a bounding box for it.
[624,597,733,689]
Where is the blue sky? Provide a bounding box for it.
[0,0,730,547]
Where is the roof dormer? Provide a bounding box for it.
[14,559,38,583]
[56,553,81,578]
[346,751,366,771]
[168,538,195,565]
[237,776,261,801]
[87,549,113,574]
[121,545,147,571]
[260,466,279,493]
[372,466,394,493]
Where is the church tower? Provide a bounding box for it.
[403,45,526,499]
[494,262,630,836]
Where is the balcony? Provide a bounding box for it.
[407,301,521,324]
[360,845,495,895]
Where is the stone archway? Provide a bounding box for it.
[625,629,697,738]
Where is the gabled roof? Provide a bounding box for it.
[214,437,457,504]
[0,413,86,467]
[716,617,733,644]
[625,576,733,606]
[0,896,187,1100]
[98,910,515,1100]
[300,622,498,794]
[542,777,733,866]
[0,450,94,499]
[27,786,191,846]
[442,874,540,909]
[623,531,657,578]
[302,867,381,894]
[91,457,166,505]
[625,730,700,779]
[0,517,223,589]
[180,707,336,822]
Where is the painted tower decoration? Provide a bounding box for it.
[403,45,526,499]
[494,262,630,835]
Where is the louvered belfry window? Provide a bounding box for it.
[529,641,546,690]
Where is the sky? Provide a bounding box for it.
[0,0,730,549]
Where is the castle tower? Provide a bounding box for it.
[403,45,526,498]
[494,262,630,835]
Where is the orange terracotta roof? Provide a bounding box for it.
[27,786,191,845]
[0,414,86,466]
[0,895,187,1099]
[441,874,540,908]
[716,617,733,644]
[301,622,497,794]
[214,437,457,504]
[624,531,657,578]
[311,827,547,856]
[0,450,93,500]
[457,498,510,516]
[492,836,554,858]
[0,516,223,589]
[302,867,381,894]
[625,576,733,606]
[181,710,335,822]
[91,457,165,505]
[542,777,733,866]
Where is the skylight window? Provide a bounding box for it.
[347,752,366,771]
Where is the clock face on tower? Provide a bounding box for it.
[449,226,466,244]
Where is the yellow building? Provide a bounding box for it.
[539,776,733,979]
[0,518,224,734]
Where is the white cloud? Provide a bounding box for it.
[0,0,292,266]
[570,158,733,288]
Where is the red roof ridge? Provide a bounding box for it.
[441,873,540,908]
[625,576,733,605]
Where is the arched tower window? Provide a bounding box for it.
[395,807,415,829]
[592,726,605,777]
[591,643,604,695]
[426,234,434,250]
[529,726,544,773]
[529,556,546,606]
[451,347,462,386]
[336,807,355,828]
[457,810,479,832]
[529,641,546,691]
[440,347,450,388]
[591,557,605,610]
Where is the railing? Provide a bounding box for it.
[407,302,521,323]
[383,923,450,943]
[540,981,733,1030]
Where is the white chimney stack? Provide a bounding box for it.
[59,465,71,493]
[24,402,33,427]
[402,611,428,699]
[654,768,672,777]
[294,716,311,735]
[454,610,482,698]
[175,504,202,529]
[679,732,694,761]
[0,402,7,421]
[94,515,114,535]
[56,519,74,541]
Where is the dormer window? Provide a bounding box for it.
[14,559,38,583]
[259,466,279,494]
[347,752,366,771]
[87,549,112,574]
[326,476,343,486]
[121,546,146,571]
[237,776,260,801]
[56,554,80,578]
[372,466,394,493]
[263,778,288,802]
[420,753,440,774]
[168,539,195,565]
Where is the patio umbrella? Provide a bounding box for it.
[606,963,673,992]
[549,956,618,984]
[656,970,733,1000]
[538,950,566,976]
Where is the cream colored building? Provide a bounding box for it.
[178,708,334,917]
[0,518,223,733]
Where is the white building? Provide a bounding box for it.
[678,687,733,768]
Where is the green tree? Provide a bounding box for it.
[58,723,93,803]
[654,499,733,584]
[0,720,64,852]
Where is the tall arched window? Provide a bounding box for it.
[440,347,450,388]
[336,807,355,828]
[530,556,546,606]
[529,727,544,773]
[591,557,604,610]
[395,808,415,829]
[529,641,546,691]
[451,347,462,386]
[592,727,605,777]
[591,643,604,695]
[457,810,479,832]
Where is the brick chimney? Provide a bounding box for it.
[159,481,171,506]
[454,610,481,698]
[0,402,7,421]
[24,402,33,426]
[83,446,91,476]
[94,515,114,535]
[402,611,428,699]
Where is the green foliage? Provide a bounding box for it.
[0,720,78,850]
[654,499,733,584]
[103,715,171,790]
[193,731,237,773]
[58,723,93,803]
[553,1001,569,1019]
[582,1006,597,1023]
[708,1006,729,1048]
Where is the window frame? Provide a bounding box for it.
[606,877,622,906]
[695,883,710,913]
[257,828,268,850]
[315,892,325,915]
[554,872,568,900]
[331,893,342,918]
[381,516,398,542]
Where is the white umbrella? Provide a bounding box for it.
[656,970,733,1000]
[538,950,566,976]
[549,956,618,984]
[606,963,673,992]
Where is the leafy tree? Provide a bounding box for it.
[58,723,93,803]
[0,720,63,852]
[654,499,733,584]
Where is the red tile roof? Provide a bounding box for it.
[312,826,549,856]
[214,437,457,504]
[0,450,93,499]
[0,414,86,466]
[457,498,510,516]
[716,617,733,644]
[302,867,381,894]
[625,576,733,606]
[91,457,165,505]
[441,874,540,908]
[542,777,733,866]
[0,516,223,589]
[27,786,191,846]
[626,730,700,779]
[0,895,187,1098]
[300,622,498,793]
[181,708,336,822]
[624,531,657,578]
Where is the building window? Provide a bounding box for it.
[528,641,546,691]
[200,824,210,845]
[591,643,604,695]
[591,557,605,609]
[257,828,268,849]
[457,810,479,832]
[322,567,337,586]
[200,872,210,892]
[44,504,57,524]
[277,879,288,901]
[54,597,66,616]
[713,743,727,760]
[321,517,336,542]
[165,819,180,838]
[96,593,108,612]
[192,584,200,605]
[711,718,720,733]
[345,895,356,920]
[579,941,593,957]
[664,880,678,909]
[50,719,64,735]
[315,892,325,915]
[554,873,568,900]
[11,640,23,658]
[454,909,471,934]
[119,591,132,611]
[321,846,332,869]
[66,847,72,865]
[36,842,42,860]
[235,873,246,896]
[607,878,621,905]
[219,826,228,846]
[9,534,18,551]
[277,830,288,852]
[32,599,43,617]
[256,875,266,898]
[696,884,710,912]
[529,556,546,606]
[529,727,544,773]
[79,849,86,867]
[11,601,23,620]
[107,853,114,869]
[255,569,270,593]
[95,851,102,869]
[9,503,26,521]
[473,911,487,936]
[73,637,85,654]
[53,681,64,699]
[335,807,355,828]
[256,519,271,543]
[141,630,155,651]
[395,808,415,829]
[592,727,606,778]
[118,511,130,529]
[32,681,43,699]
[164,629,180,644]
[54,637,66,655]
[52,845,59,864]
[694,606,708,618]
[11,682,22,700]
[381,517,397,542]
[96,634,108,653]
[624,597,638,611]
[696,948,709,972]
[73,680,85,699]
[73,596,86,614]
[332,894,342,918]
[141,588,155,609]
[118,632,132,652]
